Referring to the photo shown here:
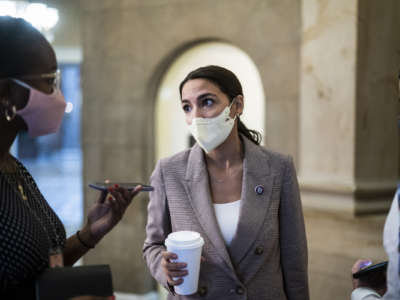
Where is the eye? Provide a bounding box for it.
[182,104,191,112]
[202,98,214,107]
[46,78,55,87]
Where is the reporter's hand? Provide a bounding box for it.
[83,184,143,246]
[351,259,372,289]
[161,251,188,286]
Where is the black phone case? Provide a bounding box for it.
[353,261,388,279]
[35,265,113,300]
[88,182,154,192]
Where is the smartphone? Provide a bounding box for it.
[88,182,154,192]
[353,261,388,279]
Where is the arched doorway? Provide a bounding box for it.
[155,41,266,162]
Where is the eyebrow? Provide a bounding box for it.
[181,92,217,102]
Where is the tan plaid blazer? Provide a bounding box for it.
[143,137,309,300]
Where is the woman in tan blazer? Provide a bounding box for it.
[143,65,309,300]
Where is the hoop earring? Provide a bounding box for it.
[5,105,16,121]
[1,98,17,122]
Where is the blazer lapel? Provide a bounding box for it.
[229,138,273,267]
[183,144,235,273]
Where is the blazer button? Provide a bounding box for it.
[255,185,264,195]
[236,286,244,295]
[255,245,264,255]
[198,286,207,297]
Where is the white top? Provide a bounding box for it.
[213,200,241,246]
[351,190,400,300]
[351,287,381,300]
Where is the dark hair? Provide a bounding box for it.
[0,16,47,78]
[179,65,262,145]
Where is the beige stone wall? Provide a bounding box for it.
[299,0,400,215]
[300,0,359,213]
[299,0,400,298]
[355,0,400,212]
[306,210,387,299]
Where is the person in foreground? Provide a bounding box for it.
[351,186,400,300]
[143,65,309,299]
[0,16,142,299]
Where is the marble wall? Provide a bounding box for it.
[300,0,358,213]
[305,210,387,300]
[299,0,400,215]
[355,0,400,212]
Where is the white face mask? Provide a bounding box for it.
[187,100,237,153]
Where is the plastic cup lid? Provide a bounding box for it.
[165,231,204,248]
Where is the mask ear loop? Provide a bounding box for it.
[225,98,237,122]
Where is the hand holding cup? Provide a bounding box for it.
[164,231,204,295]
[161,251,188,286]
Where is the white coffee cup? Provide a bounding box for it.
[165,231,204,295]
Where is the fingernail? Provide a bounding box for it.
[361,261,372,268]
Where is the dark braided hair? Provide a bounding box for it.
[0,16,47,78]
[179,65,262,145]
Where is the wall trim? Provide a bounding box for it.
[299,178,397,215]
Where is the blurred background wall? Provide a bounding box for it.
[5,0,399,299]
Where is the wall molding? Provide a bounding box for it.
[299,178,397,215]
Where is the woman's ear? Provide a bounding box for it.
[0,80,16,122]
[4,80,29,110]
[234,95,244,116]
